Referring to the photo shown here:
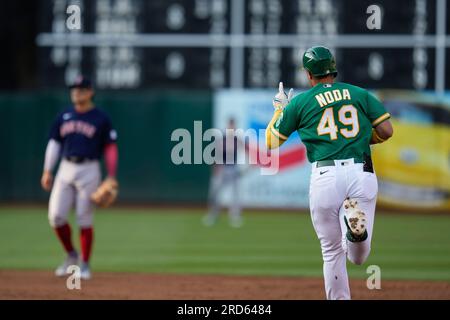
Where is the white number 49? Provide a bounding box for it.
[317,104,359,140]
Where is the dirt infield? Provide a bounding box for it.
[0,270,449,300]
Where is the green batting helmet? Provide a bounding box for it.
[302,46,337,77]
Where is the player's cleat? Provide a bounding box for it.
[202,214,217,227]
[80,262,92,280]
[343,198,368,242]
[229,216,244,228]
[54,251,79,277]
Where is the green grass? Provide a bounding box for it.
[0,207,449,281]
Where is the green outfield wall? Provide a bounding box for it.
[0,91,212,203]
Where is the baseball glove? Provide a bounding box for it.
[91,177,119,208]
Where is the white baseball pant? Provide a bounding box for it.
[207,165,241,220]
[309,158,378,300]
[48,159,101,228]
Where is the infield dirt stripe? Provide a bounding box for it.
[0,270,449,300]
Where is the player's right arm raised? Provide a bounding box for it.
[266,82,295,149]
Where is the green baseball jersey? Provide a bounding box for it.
[271,82,390,163]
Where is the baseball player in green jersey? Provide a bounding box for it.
[266,46,393,300]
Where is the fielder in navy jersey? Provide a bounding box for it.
[41,76,119,280]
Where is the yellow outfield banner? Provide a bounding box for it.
[372,90,450,211]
